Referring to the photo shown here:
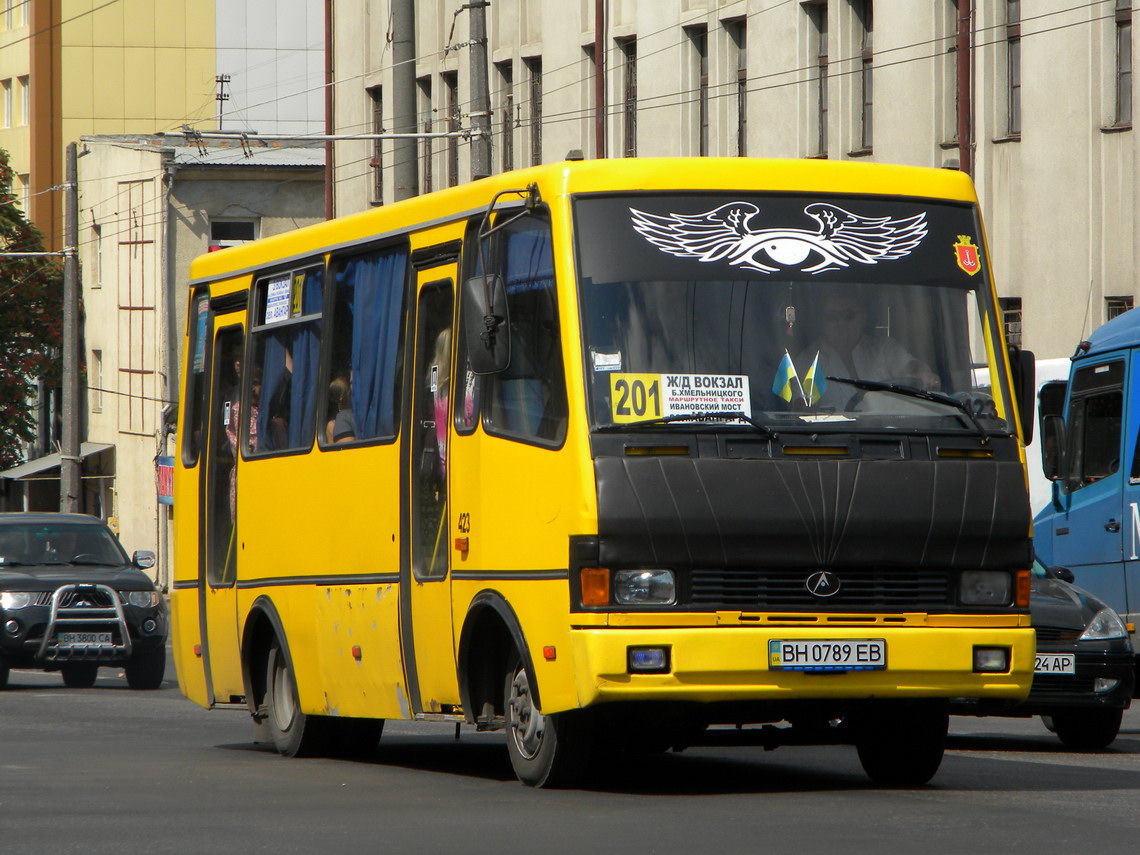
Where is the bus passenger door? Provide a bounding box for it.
[403,275,460,713]
[199,323,247,705]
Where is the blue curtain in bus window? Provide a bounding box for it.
[258,334,289,451]
[287,269,323,447]
[498,223,555,435]
[345,247,406,438]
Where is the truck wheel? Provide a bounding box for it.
[61,663,99,689]
[504,656,593,788]
[0,656,9,690]
[125,645,166,690]
[264,639,329,757]
[1051,708,1123,750]
[853,701,948,786]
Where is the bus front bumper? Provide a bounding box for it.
[568,625,1035,708]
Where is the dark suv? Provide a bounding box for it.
[0,513,167,689]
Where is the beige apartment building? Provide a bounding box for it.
[332,0,1139,359]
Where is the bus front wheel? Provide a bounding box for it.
[853,701,948,786]
[504,657,593,788]
[264,639,328,757]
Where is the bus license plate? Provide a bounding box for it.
[769,639,886,672]
[1035,653,1076,674]
[58,632,112,647]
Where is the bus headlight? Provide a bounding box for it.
[959,571,1011,606]
[614,569,676,606]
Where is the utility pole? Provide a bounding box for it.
[468,1,491,179]
[60,142,80,513]
[392,0,418,201]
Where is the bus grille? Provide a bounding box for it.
[688,567,952,610]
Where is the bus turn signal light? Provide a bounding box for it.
[580,567,610,607]
[1015,569,1031,608]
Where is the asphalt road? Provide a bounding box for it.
[2,654,1140,853]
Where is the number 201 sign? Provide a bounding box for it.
[608,372,750,423]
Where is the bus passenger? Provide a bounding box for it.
[326,376,356,444]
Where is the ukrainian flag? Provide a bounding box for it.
[803,351,828,406]
[771,351,799,403]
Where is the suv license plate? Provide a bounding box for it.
[769,639,886,672]
[1035,653,1076,674]
[58,632,112,647]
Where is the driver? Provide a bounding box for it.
[797,292,938,410]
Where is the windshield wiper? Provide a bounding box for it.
[826,377,990,445]
[595,411,777,440]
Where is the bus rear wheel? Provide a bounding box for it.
[504,657,593,788]
[853,701,948,787]
[264,639,329,757]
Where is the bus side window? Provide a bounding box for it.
[248,265,324,454]
[324,244,408,445]
[482,212,567,445]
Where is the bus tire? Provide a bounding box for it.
[125,645,166,690]
[265,639,329,757]
[1051,708,1123,750]
[61,663,99,689]
[504,657,593,788]
[853,701,947,787]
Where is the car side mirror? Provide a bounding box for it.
[1009,346,1036,445]
[462,274,511,375]
[1050,565,1075,584]
[133,550,156,570]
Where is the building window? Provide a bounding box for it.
[2,79,11,129]
[1116,0,1133,127]
[17,172,28,213]
[618,37,637,158]
[3,0,12,31]
[17,75,27,126]
[496,60,514,172]
[91,350,103,413]
[209,219,258,251]
[367,85,383,205]
[91,222,102,287]
[1006,0,1021,136]
[418,76,433,193]
[581,44,597,159]
[806,1,828,156]
[726,19,747,157]
[524,56,542,166]
[854,0,873,151]
[1107,295,1134,321]
[685,25,709,156]
[443,71,459,187]
[999,297,1022,346]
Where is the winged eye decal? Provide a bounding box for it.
[629,202,928,274]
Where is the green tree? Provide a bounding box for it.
[0,149,63,470]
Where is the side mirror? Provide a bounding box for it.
[133,550,156,570]
[462,274,511,375]
[1009,347,1036,445]
[1041,414,1066,482]
[1049,565,1075,584]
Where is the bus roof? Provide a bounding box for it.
[188,157,980,285]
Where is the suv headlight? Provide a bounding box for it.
[959,570,1011,605]
[614,569,676,606]
[1080,608,1129,641]
[125,590,160,608]
[0,591,33,610]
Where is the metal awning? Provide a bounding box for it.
[0,443,115,481]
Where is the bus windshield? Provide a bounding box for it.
[574,192,1014,435]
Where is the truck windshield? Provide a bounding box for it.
[574,192,1014,435]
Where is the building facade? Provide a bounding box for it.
[332,0,1139,359]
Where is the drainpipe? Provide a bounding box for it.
[392,0,418,200]
[956,0,973,176]
[325,0,335,219]
[594,0,606,158]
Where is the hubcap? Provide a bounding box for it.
[507,666,545,760]
[270,653,296,732]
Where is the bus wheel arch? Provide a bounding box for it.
[457,591,536,728]
[241,596,286,722]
